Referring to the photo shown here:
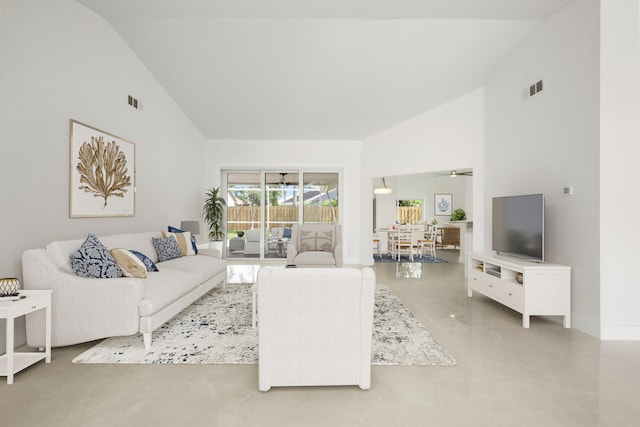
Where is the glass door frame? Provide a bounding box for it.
[223,169,341,261]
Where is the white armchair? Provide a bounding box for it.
[244,228,284,256]
[286,224,342,267]
[243,228,261,255]
[257,267,376,391]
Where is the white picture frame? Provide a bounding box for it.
[69,119,136,217]
[434,193,452,216]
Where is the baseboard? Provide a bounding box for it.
[574,313,640,340]
[600,324,640,340]
[570,314,601,339]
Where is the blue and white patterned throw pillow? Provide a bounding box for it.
[152,236,183,262]
[70,233,123,278]
[130,250,159,272]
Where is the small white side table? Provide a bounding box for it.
[0,289,52,384]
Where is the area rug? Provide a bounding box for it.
[373,254,448,263]
[72,283,456,366]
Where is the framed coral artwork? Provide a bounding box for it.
[434,193,452,217]
[69,119,136,217]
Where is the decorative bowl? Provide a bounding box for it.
[0,277,21,296]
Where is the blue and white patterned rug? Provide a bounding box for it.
[72,283,456,366]
[373,254,448,263]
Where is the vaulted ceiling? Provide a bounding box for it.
[77,0,574,140]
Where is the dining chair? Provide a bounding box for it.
[372,235,382,256]
[387,229,398,258]
[393,226,414,261]
[409,224,425,252]
[417,226,437,258]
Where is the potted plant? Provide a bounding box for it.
[203,186,226,251]
[450,208,467,221]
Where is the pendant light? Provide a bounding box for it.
[374,177,392,195]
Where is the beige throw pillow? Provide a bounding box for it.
[110,248,147,278]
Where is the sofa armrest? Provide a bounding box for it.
[286,244,298,265]
[334,243,343,268]
[198,248,222,259]
[22,248,145,347]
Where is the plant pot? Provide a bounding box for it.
[208,241,224,252]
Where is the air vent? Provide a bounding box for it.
[528,80,544,97]
[127,95,142,110]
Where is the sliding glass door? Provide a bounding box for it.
[224,170,339,260]
[264,172,299,259]
[226,172,262,259]
[303,172,339,224]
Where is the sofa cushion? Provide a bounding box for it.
[110,248,147,278]
[69,234,123,278]
[138,269,201,317]
[130,250,159,272]
[291,250,337,266]
[299,230,333,252]
[48,234,132,273]
[159,254,227,283]
[162,230,195,256]
[48,238,85,273]
[152,236,183,262]
[128,231,163,263]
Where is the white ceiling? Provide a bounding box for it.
[77,0,574,140]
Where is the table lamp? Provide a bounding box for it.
[180,221,200,242]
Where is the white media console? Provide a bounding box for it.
[467,252,571,328]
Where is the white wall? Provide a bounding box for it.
[484,0,601,336]
[204,139,362,264]
[362,89,486,264]
[0,0,205,350]
[600,0,640,339]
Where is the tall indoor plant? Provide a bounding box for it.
[203,186,226,243]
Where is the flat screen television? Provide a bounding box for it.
[492,194,544,262]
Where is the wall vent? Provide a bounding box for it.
[528,80,544,97]
[127,95,142,110]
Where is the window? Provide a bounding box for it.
[396,199,423,224]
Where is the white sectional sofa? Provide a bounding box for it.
[22,231,227,350]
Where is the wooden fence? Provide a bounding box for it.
[396,207,423,224]
[227,206,339,231]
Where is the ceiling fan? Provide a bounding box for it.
[279,173,294,185]
[265,172,295,185]
[448,170,473,177]
[433,169,473,177]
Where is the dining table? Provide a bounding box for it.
[375,225,438,258]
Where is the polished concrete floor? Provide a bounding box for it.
[3,250,640,426]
